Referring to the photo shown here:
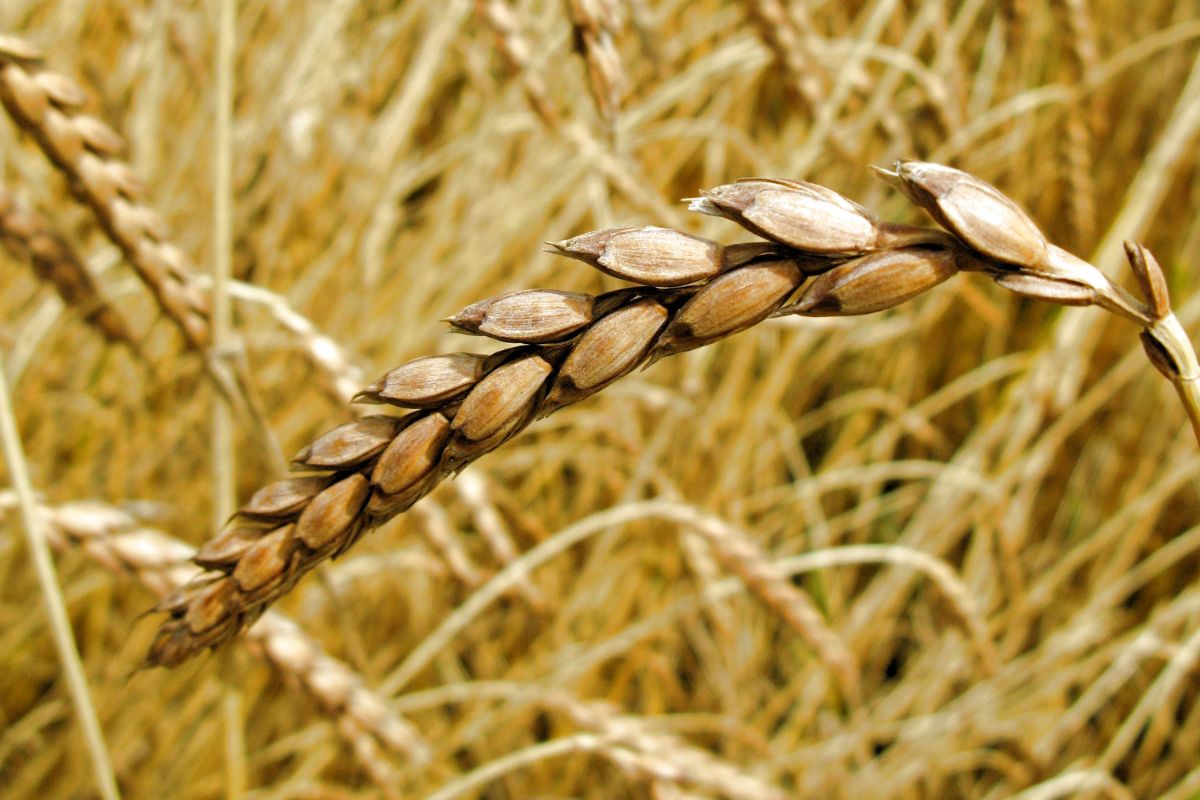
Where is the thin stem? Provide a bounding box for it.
[424,734,605,800]
[1175,379,1200,447]
[214,0,247,796]
[213,1,245,796]
[212,0,236,533]
[0,352,121,800]
[222,681,247,798]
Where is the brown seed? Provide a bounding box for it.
[371,413,452,495]
[691,179,880,255]
[452,355,552,442]
[655,260,805,356]
[293,416,401,469]
[295,475,370,553]
[545,300,669,411]
[356,353,488,408]
[549,226,724,287]
[890,161,1048,268]
[447,289,594,343]
[240,476,330,520]
[110,196,146,243]
[788,247,959,316]
[184,579,238,635]
[194,526,268,570]
[232,525,296,594]
[105,162,146,200]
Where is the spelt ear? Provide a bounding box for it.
[143,157,1200,671]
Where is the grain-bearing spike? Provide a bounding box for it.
[146,160,1200,677]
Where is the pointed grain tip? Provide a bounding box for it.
[444,308,485,333]
[352,383,382,404]
[868,164,902,188]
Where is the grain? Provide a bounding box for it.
[141,160,1200,692]
[448,289,595,343]
[651,258,806,358]
[691,179,882,255]
[357,353,490,408]
[785,246,961,316]
[886,160,1051,268]
[547,226,726,287]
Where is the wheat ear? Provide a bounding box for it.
[0,34,359,410]
[2,496,431,771]
[0,35,209,348]
[565,0,626,130]
[476,0,561,128]
[0,32,285,468]
[396,682,788,799]
[0,183,139,352]
[145,194,931,678]
[146,162,1200,683]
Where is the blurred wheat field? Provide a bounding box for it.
[3,0,1200,797]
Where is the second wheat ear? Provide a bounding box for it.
[146,161,1200,670]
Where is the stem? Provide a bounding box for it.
[0,353,121,800]
[1175,379,1200,448]
[212,0,236,535]
[213,1,246,796]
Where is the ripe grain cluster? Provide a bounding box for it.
[147,160,1200,669]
